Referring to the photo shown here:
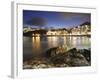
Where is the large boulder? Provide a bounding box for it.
[44,47,57,58]
[64,53,89,66]
[48,48,90,67]
[45,45,67,58]
[78,49,91,63]
[24,47,91,69]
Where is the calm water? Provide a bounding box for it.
[23,36,91,61]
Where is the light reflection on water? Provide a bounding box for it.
[23,36,90,61]
[32,37,41,55]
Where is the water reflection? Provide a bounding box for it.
[23,36,90,60]
[32,37,41,56]
[47,37,58,48]
[69,36,90,49]
[32,37,41,50]
[63,36,67,45]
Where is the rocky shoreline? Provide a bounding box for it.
[23,47,91,69]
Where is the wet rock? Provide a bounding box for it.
[32,64,48,69]
[65,48,90,66]
[45,45,67,58]
[55,63,69,67]
[50,54,66,64]
[70,58,89,66]
[23,57,54,69]
[65,53,89,66]
[67,48,77,54]
[79,49,91,63]
[23,48,91,69]
[45,47,57,58]
[23,65,32,69]
[49,48,90,67]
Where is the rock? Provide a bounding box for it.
[23,48,91,69]
[66,53,89,66]
[23,65,32,69]
[50,54,66,64]
[32,64,48,69]
[49,48,90,67]
[65,48,90,66]
[45,45,67,58]
[71,58,89,66]
[67,48,77,55]
[47,64,54,68]
[55,63,69,67]
[45,47,57,58]
[79,49,91,63]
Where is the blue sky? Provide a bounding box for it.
[23,10,91,28]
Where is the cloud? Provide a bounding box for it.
[59,12,90,20]
[27,17,47,27]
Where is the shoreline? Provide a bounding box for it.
[24,34,91,37]
[23,47,91,69]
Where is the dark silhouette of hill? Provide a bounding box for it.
[80,22,91,26]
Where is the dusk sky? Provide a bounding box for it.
[23,10,91,28]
